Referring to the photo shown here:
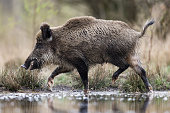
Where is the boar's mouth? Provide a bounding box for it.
[21,58,42,70]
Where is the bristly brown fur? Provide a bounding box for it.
[31,16,153,69]
[47,16,141,68]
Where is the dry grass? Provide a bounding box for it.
[88,65,112,90]
[0,61,45,91]
[71,64,114,90]
[120,66,170,92]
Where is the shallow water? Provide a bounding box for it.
[0,91,170,113]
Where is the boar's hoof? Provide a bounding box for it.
[112,77,118,85]
[47,87,53,92]
[148,85,153,93]
[47,85,53,92]
[47,77,54,92]
[84,89,90,95]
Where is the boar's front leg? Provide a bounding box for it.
[47,66,73,91]
[71,58,89,94]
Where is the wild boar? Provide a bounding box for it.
[21,16,154,93]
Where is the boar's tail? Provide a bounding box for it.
[139,19,155,38]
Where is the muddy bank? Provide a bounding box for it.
[0,84,117,94]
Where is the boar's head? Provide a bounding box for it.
[21,23,55,70]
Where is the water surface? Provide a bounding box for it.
[0,91,170,113]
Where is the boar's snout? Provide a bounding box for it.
[21,58,42,70]
[21,64,27,69]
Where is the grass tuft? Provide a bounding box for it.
[120,71,147,93]
[0,61,45,91]
[120,67,170,93]
[88,66,112,90]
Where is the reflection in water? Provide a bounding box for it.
[140,95,150,113]
[48,98,68,113]
[111,94,152,113]
[0,92,170,113]
[112,101,123,113]
[79,98,88,113]
[48,96,88,113]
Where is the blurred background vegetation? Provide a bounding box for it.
[0,0,170,92]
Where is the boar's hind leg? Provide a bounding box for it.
[131,65,153,92]
[112,65,129,84]
[47,66,73,91]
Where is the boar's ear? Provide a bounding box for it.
[40,22,52,40]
